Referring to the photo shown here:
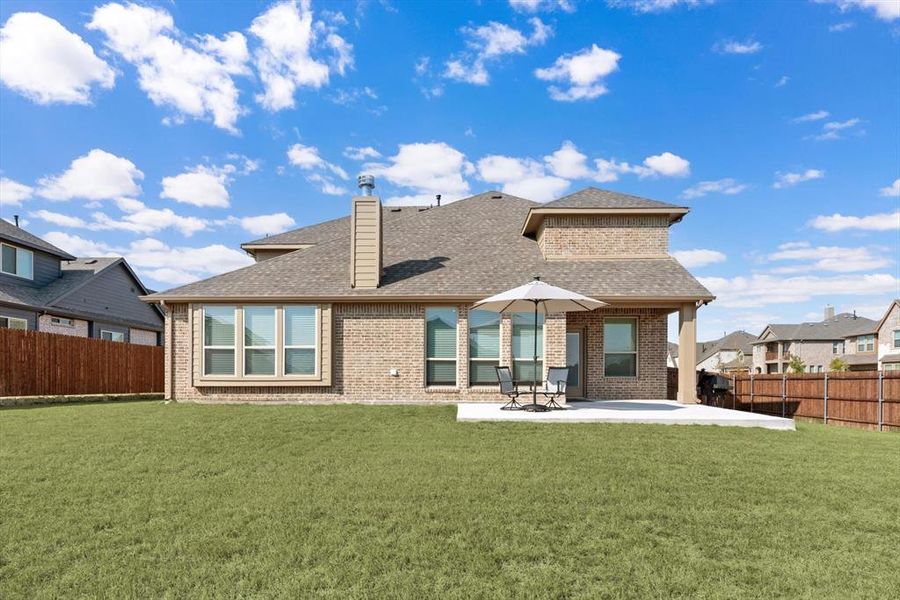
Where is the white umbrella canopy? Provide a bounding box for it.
[471,277,607,314]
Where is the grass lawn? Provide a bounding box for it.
[2,403,899,599]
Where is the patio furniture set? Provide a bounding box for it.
[496,365,569,412]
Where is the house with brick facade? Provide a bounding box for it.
[144,184,714,404]
[0,218,164,345]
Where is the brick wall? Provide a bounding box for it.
[566,307,669,399]
[537,215,669,259]
[130,328,159,346]
[37,314,88,337]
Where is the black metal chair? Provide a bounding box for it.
[541,367,569,410]
[495,366,523,410]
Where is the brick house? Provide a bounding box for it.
[0,218,164,344]
[144,185,714,404]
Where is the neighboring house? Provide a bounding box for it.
[874,299,900,371]
[696,331,756,372]
[0,219,164,344]
[751,306,877,374]
[144,184,714,404]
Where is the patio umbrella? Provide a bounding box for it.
[472,277,606,411]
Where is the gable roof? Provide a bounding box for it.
[147,190,714,303]
[697,331,756,363]
[752,312,878,344]
[874,299,900,332]
[545,187,686,210]
[0,218,76,260]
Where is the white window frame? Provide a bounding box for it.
[857,335,875,353]
[100,330,125,342]
[51,317,74,327]
[0,315,28,330]
[832,341,844,354]
[425,306,458,387]
[894,330,900,349]
[202,305,237,377]
[468,309,500,386]
[1,242,34,280]
[603,316,639,378]
[283,305,319,378]
[884,363,900,372]
[243,306,277,377]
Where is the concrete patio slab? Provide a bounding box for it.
[457,399,795,430]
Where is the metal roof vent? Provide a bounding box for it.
[357,174,375,196]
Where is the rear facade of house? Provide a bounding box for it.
[0,219,164,345]
[146,185,714,404]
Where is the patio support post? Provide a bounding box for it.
[677,302,698,404]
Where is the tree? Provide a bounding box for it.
[787,354,806,374]
[829,357,850,372]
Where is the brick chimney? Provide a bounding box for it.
[824,304,835,320]
[350,174,382,288]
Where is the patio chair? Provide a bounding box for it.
[541,367,569,410]
[495,366,523,411]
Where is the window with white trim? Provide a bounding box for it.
[100,330,125,342]
[857,334,875,353]
[0,316,28,330]
[244,306,276,376]
[512,312,543,382]
[884,363,900,372]
[284,306,317,375]
[203,306,236,376]
[1,243,33,280]
[894,330,900,349]
[832,341,844,354]
[426,307,457,386]
[604,317,638,377]
[469,309,500,385]
[51,317,74,327]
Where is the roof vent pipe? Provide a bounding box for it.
[13,215,19,227]
[357,174,375,196]
[436,194,441,207]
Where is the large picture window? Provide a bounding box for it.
[203,306,236,376]
[604,317,637,377]
[284,306,317,375]
[857,335,875,353]
[244,307,276,375]
[0,315,28,330]
[469,310,500,385]
[1,243,33,280]
[512,312,543,382]
[426,307,457,386]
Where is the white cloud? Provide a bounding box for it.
[343,146,381,160]
[43,231,119,257]
[29,209,87,228]
[366,142,474,205]
[773,168,824,189]
[791,109,830,123]
[240,212,296,236]
[535,44,620,101]
[880,179,900,197]
[775,75,790,87]
[700,272,900,308]
[250,0,350,111]
[828,21,855,31]
[810,210,900,232]
[444,18,551,85]
[0,177,33,206]
[286,143,349,194]
[92,208,208,236]
[287,143,325,169]
[714,38,763,55]
[642,152,691,177]
[544,140,591,179]
[810,117,863,141]
[509,0,576,12]
[88,2,249,132]
[502,176,571,202]
[160,165,231,208]
[816,0,900,22]
[680,178,747,199]
[607,0,715,13]
[0,12,115,105]
[477,153,571,202]
[305,173,347,196]
[38,149,143,201]
[671,249,727,268]
[768,242,891,272]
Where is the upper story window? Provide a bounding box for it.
[469,309,500,385]
[512,312,543,382]
[857,335,875,353]
[426,307,457,386]
[1,243,33,280]
[604,317,638,377]
[51,317,74,327]
[832,341,844,354]
[894,330,900,349]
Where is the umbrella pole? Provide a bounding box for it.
[533,299,538,406]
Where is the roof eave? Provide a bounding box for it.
[141,292,715,305]
[521,206,691,237]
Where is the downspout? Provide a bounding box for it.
[162,300,173,402]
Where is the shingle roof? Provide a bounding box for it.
[841,353,877,366]
[148,190,714,302]
[753,313,878,343]
[544,187,685,210]
[0,218,76,260]
[697,331,756,363]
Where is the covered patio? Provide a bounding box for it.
[457,399,795,430]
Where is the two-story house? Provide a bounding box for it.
[874,299,900,371]
[0,218,164,344]
[144,184,714,404]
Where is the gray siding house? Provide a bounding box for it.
[0,219,163,344]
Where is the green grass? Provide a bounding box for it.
[2,403,899,599]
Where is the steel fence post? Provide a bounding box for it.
[823,371,828,425]
[782,374,786,418]
[732,374,736,410]
[750,374,754,413]
[878,370,884,432]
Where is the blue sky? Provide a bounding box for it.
[0,0,898,341]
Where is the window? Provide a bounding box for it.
[832,341,844,354]
[512,312,543,382]
[100,330,125,342]
[885,363,900,372]
[284,306,317,375]
[894,330,900,349]
[0,316,27,330]
[857,335,875,353]
[51,317,74,327]
[203,306,236,376]
[244,307,276,375]
[1,243,33,279]
[604,317,638,377]
[469,310,500,385]
[426,307,457,386]
[817,365,824,373]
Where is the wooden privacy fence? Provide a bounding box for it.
[0,328,164,397]
[706,371,900,432]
